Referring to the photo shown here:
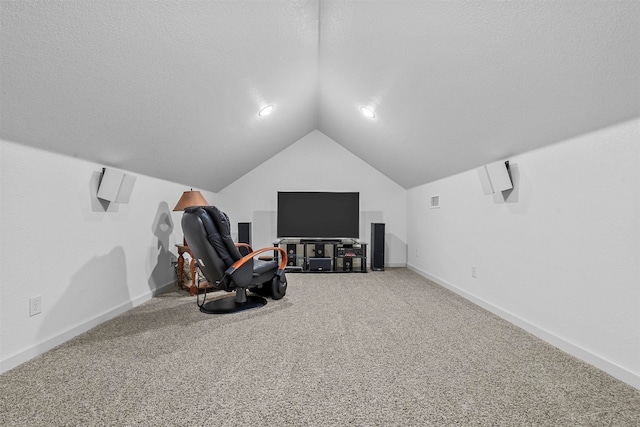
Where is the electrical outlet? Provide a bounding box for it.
[471,266,477,278]
[29,296,42,316]
[415,248,420,258]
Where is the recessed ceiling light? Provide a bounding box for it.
[258,105,275,117]
[360,106,375,119]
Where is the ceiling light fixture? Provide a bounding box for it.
[360,106,375,119]
[258,105,275,117]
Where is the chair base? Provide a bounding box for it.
[200,295,267,314]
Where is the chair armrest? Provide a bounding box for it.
[225,247,288,286]
[235,242,253,252]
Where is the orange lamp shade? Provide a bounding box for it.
[173,190,209,211]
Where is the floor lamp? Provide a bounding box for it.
[173,190,209,245]
[173,190,209,295]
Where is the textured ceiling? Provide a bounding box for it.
[2,1,639,191]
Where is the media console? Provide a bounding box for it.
[273,238,368,273]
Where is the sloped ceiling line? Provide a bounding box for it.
[1,0,638,191]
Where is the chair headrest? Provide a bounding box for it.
[185,206,242,267]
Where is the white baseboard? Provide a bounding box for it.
[0,283,172,374]
[407,263,640,390]
[153,280,180,296]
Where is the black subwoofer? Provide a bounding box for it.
[309,258,331,271]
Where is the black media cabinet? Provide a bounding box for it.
[274,239,368,273]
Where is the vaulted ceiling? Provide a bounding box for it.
[2,1,639,191]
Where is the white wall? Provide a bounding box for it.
[216,130,407,267]
[407,119,640,389]
[0,139,215,373]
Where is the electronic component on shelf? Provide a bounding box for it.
[336,247,363,257]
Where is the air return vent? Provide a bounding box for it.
[430,195,440,209]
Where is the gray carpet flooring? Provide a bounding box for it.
[1,268,639,426]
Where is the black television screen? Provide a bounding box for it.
[277,192,360,239]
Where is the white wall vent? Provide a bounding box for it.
[430,195,440,209]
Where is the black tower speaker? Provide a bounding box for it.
[371,223,385,271]
[238,222,251,245]
[237,222,252,256]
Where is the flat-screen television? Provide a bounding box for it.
[277,191,360,239]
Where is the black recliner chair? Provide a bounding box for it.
[181,206,288,314]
